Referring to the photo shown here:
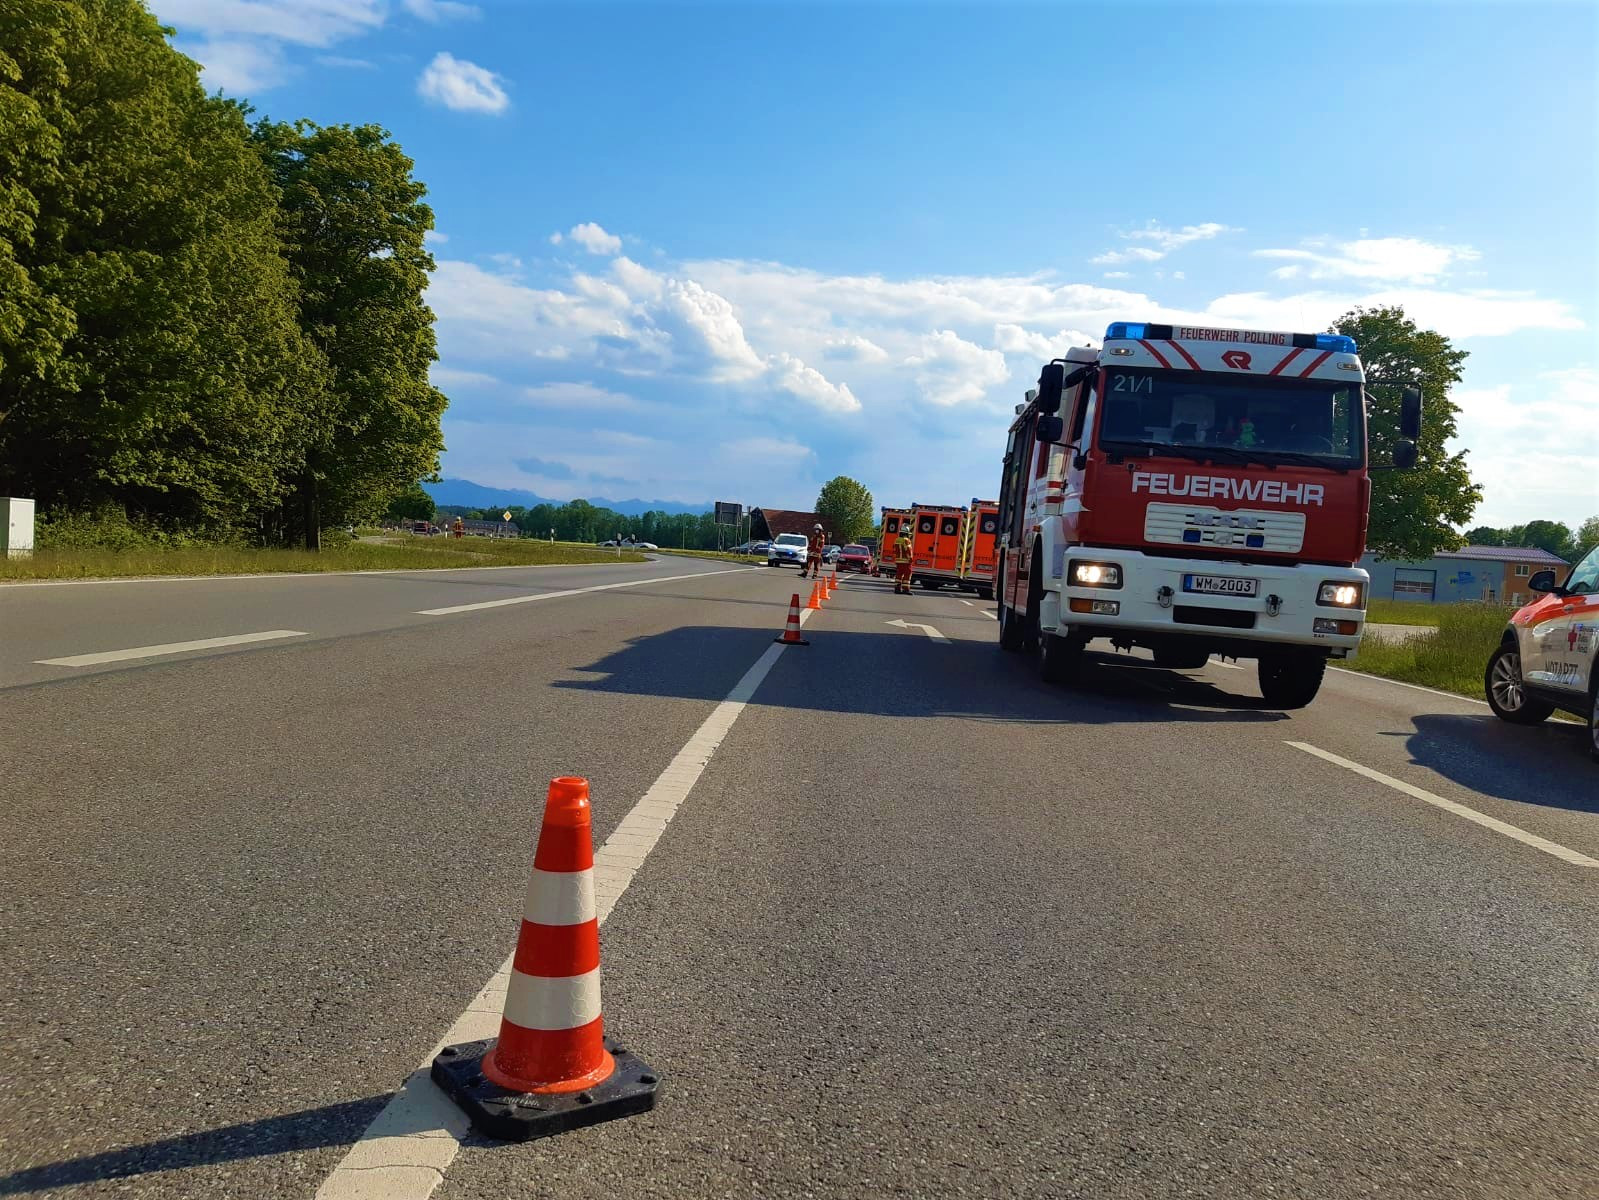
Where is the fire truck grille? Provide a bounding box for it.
[1173,606,1257,629]
[1143,502,1305,554]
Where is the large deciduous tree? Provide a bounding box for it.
[0,0,325,531]
[1517,519,1576,561]
[815,475,874,544]
[1331,306,1480,560]
[253,119,446,546]
[1573,515,1599,562]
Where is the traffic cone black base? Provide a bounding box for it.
[432,1036,659,1142]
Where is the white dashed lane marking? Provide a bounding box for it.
[414,567,756,616]
[34,630,307,668]
[313,605,817,1198]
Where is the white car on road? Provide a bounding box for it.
[768,533,809,568]
[1485,541,1599,761]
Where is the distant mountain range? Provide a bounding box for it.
[424,478,709,517]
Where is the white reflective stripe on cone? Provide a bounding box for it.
[523,867,596,927]
[502,966,603,1032]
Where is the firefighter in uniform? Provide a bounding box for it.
[892,524,914,595]
[800,523,826,578]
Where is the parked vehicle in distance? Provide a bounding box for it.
[838,544,874,573]
[768,532,809,567]
[596,537,658,549]
[823,544,842,563]
[1485,542,1599,760]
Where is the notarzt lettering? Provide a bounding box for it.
[1131,472,1326,507]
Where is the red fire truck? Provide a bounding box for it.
[995,321,1422,708]
[958,498,1000,599]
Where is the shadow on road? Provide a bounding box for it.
[0,1095,391,1195]
[1400,713,1597,815]
[555,626,1290,726]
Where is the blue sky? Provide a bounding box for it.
[157,0,1596,529]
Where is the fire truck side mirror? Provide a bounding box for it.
[1392,439,1418,470]
[1036,414,1065,444]
[1036,362,1065,414]
[1399,386,1423,441]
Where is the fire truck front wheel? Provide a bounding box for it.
[1257,651,1327,709]
[1039,630,1085,684]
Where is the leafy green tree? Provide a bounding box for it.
[1573,515,1599,562]
[815,475,875,544]
[253,119,445,546]
[0,0,326,532]
[1464,525,1506,546]
[1517,519,1575,561]
[385,482,434,522]
[1332,307,1480,559]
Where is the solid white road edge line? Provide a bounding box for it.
[1328,665,1490,707]
[35,630,307,668]
[313,604,815,1200]
[1286,741,1599,869]
[415,567,755,616]
[1209,656,1245,670]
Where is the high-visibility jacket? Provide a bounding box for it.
[894,534,913,565]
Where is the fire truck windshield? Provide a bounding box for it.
[1098,369,1364,468]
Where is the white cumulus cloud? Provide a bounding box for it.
[661,280,766,381]
[772,353,861,414]
[906,330,1011,408]
[568,222,623,255]
[418,52,509,114]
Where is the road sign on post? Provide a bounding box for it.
[714,502,741,526]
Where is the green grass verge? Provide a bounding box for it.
[1365,598,1443,626]
[1342,602,1510,697]
[0,535,648,580]
[652,548,761,564]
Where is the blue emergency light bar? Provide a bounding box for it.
[1104,322,1357,355]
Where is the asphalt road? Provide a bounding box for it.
[2,558,1594,1199]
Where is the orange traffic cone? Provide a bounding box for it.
[432,777,659,1141]
[775,593,809,645]
[806,581,822,610]
[828,569,839,596]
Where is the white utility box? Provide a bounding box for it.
[2,496,35,558]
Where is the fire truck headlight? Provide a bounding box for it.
[1318,581,1364,608]
[1071,561,1122,588]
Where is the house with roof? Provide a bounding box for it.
[749,507,829,543]
[1359,544,1570,605]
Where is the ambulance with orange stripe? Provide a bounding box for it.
[875,507,913,576]
[957,498,1001,600]
[994,321,1422,708]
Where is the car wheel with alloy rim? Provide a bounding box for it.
[1484,643,1554,725]
[1588,678,1599,763]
